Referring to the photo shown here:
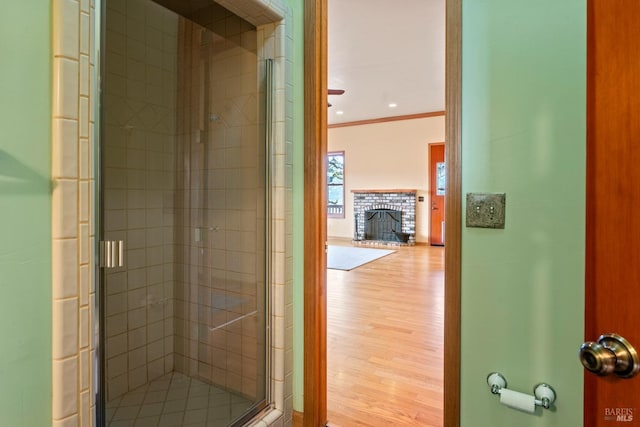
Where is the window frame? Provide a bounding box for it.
[327,150,345,218]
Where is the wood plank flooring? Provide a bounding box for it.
[327,240,444,427]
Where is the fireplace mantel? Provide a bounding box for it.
[352,189,416,194]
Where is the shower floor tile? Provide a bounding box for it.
[106,372,252,427]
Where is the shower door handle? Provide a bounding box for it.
[100,240,124,268]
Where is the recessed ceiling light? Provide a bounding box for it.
[388,103,398,108]
[336,110,344,115]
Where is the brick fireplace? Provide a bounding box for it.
[352,189,416,245]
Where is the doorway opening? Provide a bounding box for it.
[303,0,462,425]
[322,1,448,426]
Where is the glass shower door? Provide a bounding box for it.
[100,0,270,425]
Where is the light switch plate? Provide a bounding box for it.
[466,193,506,229]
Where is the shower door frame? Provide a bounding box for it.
[96,1,287,425]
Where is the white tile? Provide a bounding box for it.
[273,379,284,413]
[80,348,90,391]
[89,235,95,272]
[80,391,90,427]
[112,405,139,421]
[138,402,163,418]
[157,412,183,427]
[80,305,89,348]
[52,238,78,299]
[183,408,207,424]
[107,293,127,316]
[273,252,285,285]
[146,246,164,266]
[147,340,164,363]
[106,6,126,36]
[274,187,286,221]
[273,315,284,350]
[147,358,165,381]
[127,287,147,311]
[52,356,78,419]
[119,390,145,406]
[106,271,127,295]
[105,210,126,233]
[107,374,129,402]
[80,96,89,138]
[80,181,89,223]
[128,307,147,330]
[53,0,79,59]
[80,11,90,55]
[52,118,78,179]
[107,353,127,380]
[53,57,79,119]
[80,138,89,180]
[53,298,79,359]
[80,54,90,96]
[52,179,78,239]
[146,265,163,285]
[53,414,79,427]
[126,269,146,291]
[89,68,95,122]
[79,265,91,306]
[90,181,96,231]
[272,348,284,382]
[129,365,148,390]
[112,324,123,363]
[106,312,127,338]
[273,284,285,318]
[79,223,89,264]
[128,327,146,349]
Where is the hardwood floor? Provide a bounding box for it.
[327,239,444,426]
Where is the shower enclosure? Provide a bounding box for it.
[99,1,271,425]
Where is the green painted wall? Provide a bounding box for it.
[0,2,52,426]
[285,0,306,413]
[460,1,585,426]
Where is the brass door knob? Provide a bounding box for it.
[579,333,640,378]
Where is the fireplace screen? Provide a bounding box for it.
[364,208,403,242]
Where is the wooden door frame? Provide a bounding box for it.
[303,0,462,425]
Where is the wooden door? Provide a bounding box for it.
[429,143,445,245]
[585,0,640,424]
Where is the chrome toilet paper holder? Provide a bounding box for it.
[487,372,556,410]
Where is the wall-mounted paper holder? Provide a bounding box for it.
[487,372,556,412]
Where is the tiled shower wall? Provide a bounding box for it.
[51,0,97,425]
[102,0,178,400]
[172,16,264,400]
[51,0,293,425]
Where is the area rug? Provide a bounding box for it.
[327,245,395,271]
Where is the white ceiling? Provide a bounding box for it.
[328,0,445,124]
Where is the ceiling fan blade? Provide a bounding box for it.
[328,89,345,95]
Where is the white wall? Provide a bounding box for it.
[327,115,445,243]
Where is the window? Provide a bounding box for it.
[327,151,345,218]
